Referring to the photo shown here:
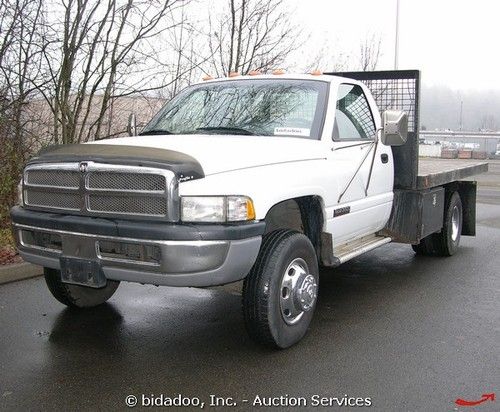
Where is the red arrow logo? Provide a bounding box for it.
[455,393,495,406]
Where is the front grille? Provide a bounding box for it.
[25,190,81,210]
[26,169,80,188]
[87,172,166,192]
[23,162,178,220]
[88,194,168,216]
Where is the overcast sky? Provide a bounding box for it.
[287,0,500,91]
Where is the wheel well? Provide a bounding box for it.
[264,196,324,256]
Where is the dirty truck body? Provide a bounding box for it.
[11,70,488,348]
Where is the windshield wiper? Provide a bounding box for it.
[195,126,255,135]
[139,129,173,136]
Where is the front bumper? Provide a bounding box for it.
[11,206,264,287]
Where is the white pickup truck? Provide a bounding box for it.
[11,70,487,348]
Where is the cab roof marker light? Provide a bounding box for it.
[248,70,261,76]
[272,69,285,75]
[228,71,240,77]
[202,75,213,81]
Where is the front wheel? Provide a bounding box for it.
[44,268,120,308]
[242,230,319,349]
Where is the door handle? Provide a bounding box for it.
[381,153,389,163]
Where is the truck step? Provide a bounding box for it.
[333,234,392,265]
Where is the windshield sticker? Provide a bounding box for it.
[274,127,310,137]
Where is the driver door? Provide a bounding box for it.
[326,83,393,247]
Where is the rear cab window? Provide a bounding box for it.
[333,84,376,141]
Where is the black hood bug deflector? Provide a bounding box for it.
[28,144,205,181]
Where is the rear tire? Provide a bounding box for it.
[44,268,120,308]
[242,230,319,349]
[412,191,463,257]
[433,191,462,256]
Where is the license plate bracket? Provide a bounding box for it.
[59,257,107,288]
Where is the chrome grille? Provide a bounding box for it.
[25,190,81,210]
[26,169,80,188]
[88,194,167,216]
[23,162,178,220]
[87,172,166,192]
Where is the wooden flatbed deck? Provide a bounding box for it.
[417,159,489,189]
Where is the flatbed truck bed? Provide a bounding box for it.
[384,159,488,245]
[417,159,489,189]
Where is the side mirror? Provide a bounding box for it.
[381,110,408,146]
[127,113,137,136]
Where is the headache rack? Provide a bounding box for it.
[326,70,421,190]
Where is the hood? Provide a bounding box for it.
[90,134,326,176]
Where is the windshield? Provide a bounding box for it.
[142,79,328,139]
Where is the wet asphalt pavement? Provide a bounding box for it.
[1,208,499,411]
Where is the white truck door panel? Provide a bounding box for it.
[326,83,393,247]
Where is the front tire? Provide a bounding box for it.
[44,268,120,308]
[242,230,319,349]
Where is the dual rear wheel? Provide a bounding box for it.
[412,191,463,256]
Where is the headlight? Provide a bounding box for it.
[181,196,256,222]
[17,179,23,205]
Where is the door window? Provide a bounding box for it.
[333,84,375,140]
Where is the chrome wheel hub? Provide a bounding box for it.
[279,258,318,325]
[451,205,460,241]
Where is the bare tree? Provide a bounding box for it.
[359,33,381,71]
[300,40,350,73]
[0,0,45,225]
[206,0,300,76]
[163,3,214,100]
[35,0,190,144]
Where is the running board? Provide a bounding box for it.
[333,235,392,265]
